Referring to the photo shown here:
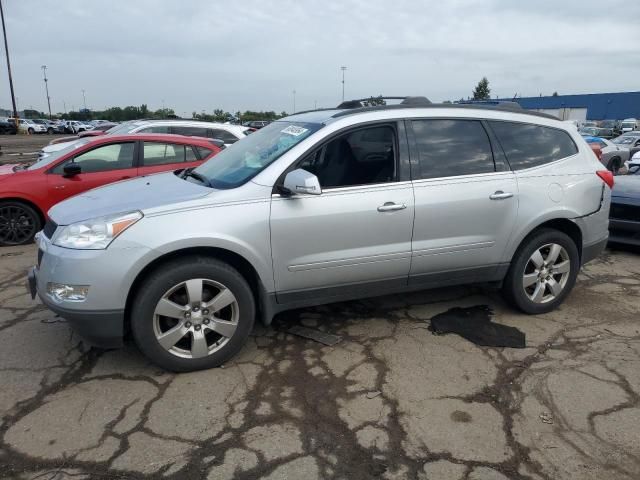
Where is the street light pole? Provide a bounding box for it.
[0,0,18,120]
[41,65,52,119]
[292,89,296,113]
[81,89,87,110]
[341,66,347,102]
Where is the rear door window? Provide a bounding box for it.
[411,119,495,179]
[489,121,578,170]
[170,126,208,138]
[142,142,187,166]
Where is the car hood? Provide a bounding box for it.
[42,140,79,153]
[0,164,20,176]
[49,171,212,225]
[611,176,640,200]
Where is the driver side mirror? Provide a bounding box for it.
[63,162,82,177]
[282,168,322,196]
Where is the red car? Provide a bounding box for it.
[0,134,221,246]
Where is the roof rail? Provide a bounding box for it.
[336,96,432,109]
[331,98,559,120]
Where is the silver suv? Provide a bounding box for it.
[28,97,612,372]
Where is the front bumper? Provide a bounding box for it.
[28,266,124,348]
[28,232,152,349]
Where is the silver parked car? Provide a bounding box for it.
[583,136,630,174]
[29,98,612,371]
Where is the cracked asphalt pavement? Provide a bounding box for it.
[1,244,639,479]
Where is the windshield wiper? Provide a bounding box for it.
[180,168,211,186]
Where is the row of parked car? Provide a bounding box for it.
[0,117,115,135]
[0,119,255,247]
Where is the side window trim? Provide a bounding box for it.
[141,141,189,166]
[273,120,405,193]
[407,117,497,181]
[481,120,510,172]
[487,119,579,171]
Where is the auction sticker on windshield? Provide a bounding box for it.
[281,125,308,136]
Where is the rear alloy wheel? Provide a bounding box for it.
[503,229,579,314]
[131,257,255,372]
[0,202,41,246]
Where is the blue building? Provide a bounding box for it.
[503,92,640,122]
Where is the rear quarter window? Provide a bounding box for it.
[489,121,578,170]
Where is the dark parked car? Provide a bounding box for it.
[608,175,640,246]
[245,120,270,129]
[579,127,615,139]
[0,117,17,134]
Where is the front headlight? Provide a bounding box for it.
[52,211,143,250]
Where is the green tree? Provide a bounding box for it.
[362,95,386,107]
[472,77,491,100]
[552,91,559,97]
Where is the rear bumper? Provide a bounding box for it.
[582,235,608,265]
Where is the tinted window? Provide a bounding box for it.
[143,142,186,166]
[139,126,170,134]
[298,125,396,188]
[52,143,135,174]
[490,121,578,170]
[171,126,207,137]
[411,120,495,179]
[195,146,213,159]
[209,128,238,144]
[186,146,198,161]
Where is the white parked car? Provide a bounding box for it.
[9,118,47,134]
[38,120,250,160]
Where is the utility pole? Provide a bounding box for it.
[292,89,296,113]
[1,0,18,121]
[63,101,67,114]
[341,66,347,102]
[41,65,52,119]
[81,89,87,110]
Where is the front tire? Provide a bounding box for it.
[502,229,579,314]
[131,256,255,372]
[608,157,621,175]
[27,127,34,135]
[0,201,41,246]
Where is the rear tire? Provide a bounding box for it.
[27,128,34,135]
[608,157,621,175]
[0,201,42,246]
[47,128,54,135]
[502,228,579,314]
[131,256,255,372]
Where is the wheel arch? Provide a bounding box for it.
[124,246,268,335]
[510,218,583,264]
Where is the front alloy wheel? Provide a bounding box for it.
[0,202,41,246]
[131,257,255,372]
[153,279,239,359]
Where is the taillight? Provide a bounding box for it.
[596,170,614,189]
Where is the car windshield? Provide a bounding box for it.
[612,135,638,145]
[194,121,322,189]
[27,139,92,170]
[105,122,138,135]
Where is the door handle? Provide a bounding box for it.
[489,191,514,200]
[377,202,407,212]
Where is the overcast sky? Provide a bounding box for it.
[2,0,640,115]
